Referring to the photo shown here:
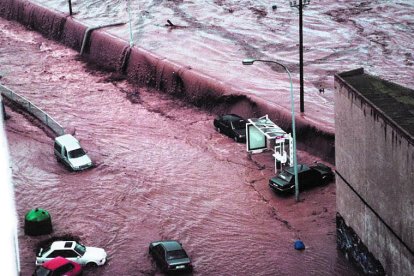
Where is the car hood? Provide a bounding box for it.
[167,257,191,266]
[270,176,291,187]
[234,129,246,136]
[83,247,107,261]
[69,155,92,168]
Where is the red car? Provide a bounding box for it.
[33,256,82,276]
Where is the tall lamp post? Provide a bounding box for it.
[242,58,299,202]
[289,0,310,113]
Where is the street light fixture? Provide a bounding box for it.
[242,58,300,202]
[289,0,310,113]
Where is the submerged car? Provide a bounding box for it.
[33,256,82,276]
[269,162,334,193]
[149,240,192,273]
[36,241,107,267]
[54,134,93,171]
[213,114,247,142]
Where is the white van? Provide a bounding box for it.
[54,134,93,171]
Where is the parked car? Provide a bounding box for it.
[149,240,192,273]
[213,114,247,142]
[33,256,82,276]
[54,134,93,171]
[36,241,107,267]
[269,162,334,193]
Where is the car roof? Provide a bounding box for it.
[50,241,76,250]
[222,114,245,122]
[285,164,310,174]
[153,240,183,251]
[55,134,81,151]
[42,256,71,270]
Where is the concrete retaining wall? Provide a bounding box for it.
[0,0,335,161]
[335,74,414,275]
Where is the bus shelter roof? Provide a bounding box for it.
[247,115,288,140]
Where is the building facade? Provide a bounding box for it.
[335,68,414,275]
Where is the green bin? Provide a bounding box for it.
[24,208,53,236]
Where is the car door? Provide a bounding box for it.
[62,147,70,166]
[155,245,168,270]
[300,170,320,189]
[52,263,75,276]
[229,121,238,137]
[298,170,312,190]
[217,117,228,131]
[44,250,66,262]
[221,118,233,136]
[59,249,81,264]
[308,170,322,187]
[153,245,163,264]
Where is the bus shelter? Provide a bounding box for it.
[246,115,293,172]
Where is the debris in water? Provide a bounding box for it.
[294,240,305,250]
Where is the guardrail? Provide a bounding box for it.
[0,84,65,136]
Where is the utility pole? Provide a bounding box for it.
[127,0,134,47]
[290,0,310,113]
[68,0,73,16]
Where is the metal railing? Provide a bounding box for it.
[0,84,65,136]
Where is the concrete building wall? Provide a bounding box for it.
[335,76,414,275]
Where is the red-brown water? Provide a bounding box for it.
[1,18,360,275]
[25,0,414,133]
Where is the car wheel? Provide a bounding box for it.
[234,136,238,142]
[86,262,98,268]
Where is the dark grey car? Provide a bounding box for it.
[213,114,247,142]
[149,240,192,273]
[269,163,334,193]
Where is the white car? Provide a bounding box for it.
[36,241,107,267]
[54,134,93,171]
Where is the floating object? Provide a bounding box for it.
[166,19,175,27]
[294,239,305,250]
[24,208,53,236]
[272,5,277,10]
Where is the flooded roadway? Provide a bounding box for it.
[1,18,359,275]
[21,0,414,132]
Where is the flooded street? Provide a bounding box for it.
[17,0,414,132]
[0,17,360,275]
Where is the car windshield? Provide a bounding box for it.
[35,266,52,276]
[278,171,293,182]
[74,243,86,256]
[232,120,246,130]
[40,245,51,257]
[68,148,85,158]
[167,249,188,260]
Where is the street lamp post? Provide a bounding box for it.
[290,0,310,113]
[242,58,299,202]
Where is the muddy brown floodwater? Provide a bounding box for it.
[17,0,414,133]
[1,18,359,275]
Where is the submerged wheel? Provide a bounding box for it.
[217,127,221,133]
[86,262,98,268]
